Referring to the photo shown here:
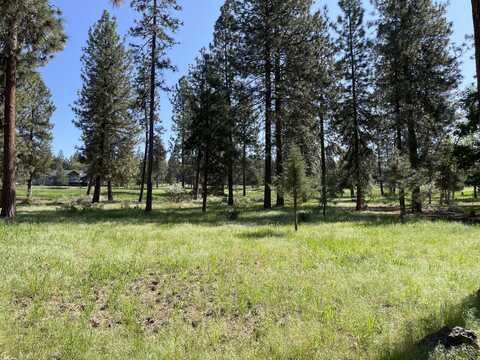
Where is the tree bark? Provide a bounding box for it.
[27,176,33,199]
[107,181,113,202]
[92,176,101,203]
[472,0,480,118]
[1,26,18,219]
[407,111,422,213]
[377,145,384,197]
[474,184,478,199]
[86,178,93,195]
[145,0,157,213]
[242,143,247,197]
[194,152,201,200]
[139,115,148,203]
[263,2,272,210]
[202,146,209,213]
[294,189,298,232]
[274,52,284,207]
[347,12,364,212]
[319,113,327,217]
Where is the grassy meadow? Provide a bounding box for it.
[1,185,480,359]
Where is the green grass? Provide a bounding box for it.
[1,186,480,359]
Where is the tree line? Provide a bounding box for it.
[1,0,480,219]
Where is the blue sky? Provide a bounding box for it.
[40,0,475,157]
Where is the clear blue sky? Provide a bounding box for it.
[40,0,475,157]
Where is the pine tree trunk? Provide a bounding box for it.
[92,176,101,203]
[27,176,33,199]
[86,178,93,195]
[181,134,185,189]
[294,189,298,232]
[319,113,327,217]
[472,0,480,116]
[145,0,157,213]
[242,143,247,197]
[263,2,273,210]
[202,146,209,213]
[395,97,406,218]
[377,146,384,196]
[194,152,201,200]
[407,112,422,213]
[274,53,284,207]
[347,12,364,212]
[139,118,148,203]
[107,181,113,202]
[474,184,478,199]
[1,28,18,219]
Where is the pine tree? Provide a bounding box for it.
[121,0,182,212]
[17,71,54,198]
[374,0,460,214]
[0,0,65,218]
[472,0,480,116]
[73,11,137,203]
[334,0,373,211]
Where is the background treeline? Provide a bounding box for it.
[1,0,479,218]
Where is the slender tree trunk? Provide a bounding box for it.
[107,181,113,202]
[194,152,201,200]
[294,189,298,232]
[181,134,186,189]
[319,113,327,217]
[377,146,384,197]
[395,96,406,218]
[86,177,93,195]
[472,0,480,118]
[263,3,272,210]
[242,143,247,197]
[145,0,157,213]
[139,116,148,203]
[92,176,101,203]
[27,176,33,199]
[202,146,209,213]
[474,184,478,199]
[407,111,422,213]
[1,26,18,219]
[274,52,284,207]
[347,14,364,212]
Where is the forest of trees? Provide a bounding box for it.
[0,0,479,219]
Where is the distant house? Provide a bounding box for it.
[39,170,88,186]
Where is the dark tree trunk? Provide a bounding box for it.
[293,189,298,232]
[377,146,384,197]
[202,147,209,213]
[86,178,93,195]
[242,143,247,197]
[145,0,157,213]
[274,52,284,207]
[347,13,364,212]
[395,96,406,218]
[107,181,113,202]
[92,176,101,203]
[263,3,272,210]
[472,0,480,118]
[407,113,422,213]
[139,111,148,203]
[1,28,18,219]
[474,184,478,199]
[27,176,33,199]
[319,113,327,217]
[194,152,201,200]
[181,134,185,189]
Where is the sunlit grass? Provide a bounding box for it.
[0,186,479,359]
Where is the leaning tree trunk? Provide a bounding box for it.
[145,0,157,213]
[1,27,18,219]
[472,0,480,117]
[92,176,102,203]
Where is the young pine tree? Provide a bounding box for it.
[282,145,309,231]
[17,71,55,198]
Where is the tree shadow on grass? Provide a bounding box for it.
[381,291,480,360]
